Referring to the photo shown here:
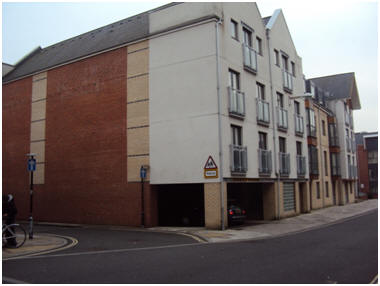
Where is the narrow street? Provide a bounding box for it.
[3,210,377,284]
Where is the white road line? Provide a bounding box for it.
[370,274,378,284]
[3,242,202,261]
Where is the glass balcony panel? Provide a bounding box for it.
[257,99,270,124]
[230,145,248,173]
[278,108,288,129]
[258,149,272,174]
[297,155,306,176]
[242,44,257,72]
[228,87,245,118]
[282,70,293,91]
[295,114,304,135]
[279,152,290,175]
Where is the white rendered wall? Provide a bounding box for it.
[149,21,220,184]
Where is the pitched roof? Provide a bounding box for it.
[3,3,180,83]
[262,16,271,26]
[309,72,361,110]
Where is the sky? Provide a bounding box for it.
[1,1,378,132]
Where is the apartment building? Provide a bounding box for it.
[356,132,378,199]
[306,73,361,206]
[4,3,353,229]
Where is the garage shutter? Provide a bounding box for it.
[283,183,295,211]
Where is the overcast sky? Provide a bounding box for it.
[2,1,378,132]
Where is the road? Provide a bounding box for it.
[3,211,377,283]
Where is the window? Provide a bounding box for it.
[229,69,240,90]
[307,109,317,137]
[243,27,252,47]
[294,101,300,115]
[316,182,320,199]
[279,137,286,153]
[230,19,238,40]
[291,61,296,77]
[256,82,265,100]
[282,54,289,71]
[322,120,326,136]
[325,182,329,198]
[274,49,280,66]
[277,92,284,108]
[232,125,242,146]
[256,37,262,55]
[296,141,302,156]
[324,151,328,176]
[259,132,267,150]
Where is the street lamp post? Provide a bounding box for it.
[26,153,36,239]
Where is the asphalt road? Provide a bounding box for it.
[3,211,378,283]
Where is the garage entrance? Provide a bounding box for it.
[157,184,204,227]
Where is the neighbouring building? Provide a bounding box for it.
[306,73,361,206]
[2,63,14,76]
[355,132,378,199]
[2,3,359,229]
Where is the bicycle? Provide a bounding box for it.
[2,223,26,248]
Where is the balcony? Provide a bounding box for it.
[256,98,270,126]
[346,136,351,152]
[279,152,290,176]
[345,112,350,126]
[349,164,357,179]
[329,135,340,147]
[296,155,306,176]
[331,164,341,176]
[230,145,248,174]
[228,87,245,119]
[351,138,356,153]
[277,107,288,131]
[282,69,293,93]
[242,44,258,73]
[295,114,304,136]
[307,124,317,138]
[258,149,272,175]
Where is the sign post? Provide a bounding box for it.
[140,166,147,227]
[26,153,36,239]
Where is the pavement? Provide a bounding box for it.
[2,199,377,259]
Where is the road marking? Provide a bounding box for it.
[3,242,202,261]
[3,276,29,284]
[3,234,78,261]
[370,274,378,284]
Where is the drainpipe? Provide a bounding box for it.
[266,28,281,220]
[215,17,225,230]
[317,106,325,207]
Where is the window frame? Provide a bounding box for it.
[230,19,239,41]
[256,82,265,100]
[256,36,263,55]
[231,125,242,146]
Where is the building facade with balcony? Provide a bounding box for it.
[304,86,335,210]
[3,2,335,230]
[306,73,361,206]
[355,132,378,199]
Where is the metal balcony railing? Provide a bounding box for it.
[345,112,350,126]
[331,164,341,176]
[277,107,288,130]
[349,164,357,179]
[295,114,304,135]
[230,145,248,174]
[282,69,293,92]
[279,152,290,176]
[242,44,258,72]
[329,135,340,147]
[296,155,306,176]
[307,124,317,137]
[256,98,270,125]
[228,87,245,118]
[258,149,272,175]
[346,136,351,152]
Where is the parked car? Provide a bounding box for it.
[227,204,246,226]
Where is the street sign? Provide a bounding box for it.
[204,156,218,179]
[27,158,36,172]
[140,166,147,179]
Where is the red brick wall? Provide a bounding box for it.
[2,77,32,219]
[3,48,158,226]
[357,144,369,196]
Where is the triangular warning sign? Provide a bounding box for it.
[204,156,218,169]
